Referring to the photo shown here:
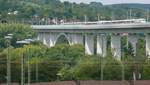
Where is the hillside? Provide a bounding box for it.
[110,3,150,9]
[0,0,149,21]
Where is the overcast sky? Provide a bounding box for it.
[60,0,150,5]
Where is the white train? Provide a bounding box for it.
[62,18,146,25]
[98,18,146,24]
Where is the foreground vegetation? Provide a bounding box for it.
[0,44,150,82]
[0,24,150,83]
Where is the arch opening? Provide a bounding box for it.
[54,33,71,45]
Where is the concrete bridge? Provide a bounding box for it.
[32,23,150,60]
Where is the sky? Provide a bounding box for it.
[60,0,150,5]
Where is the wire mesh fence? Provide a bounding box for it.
[0,59,150,85]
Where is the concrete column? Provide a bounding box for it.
[85,34,94,55]
[37,32,43,41]
[111,34,121,60]
[97,34,107,57]
[70,33,83,45]
[128,33,138,56]
[37,33,40,41]
[146,33,150,58]
[43,33,50,47]
[49,33,57,47]
[37,32,50,46]
[40,33,46,45]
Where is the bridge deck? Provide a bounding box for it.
[32,23,150,30]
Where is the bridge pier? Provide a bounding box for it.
[49,33,57,47]
[85,34,94,55]
[37,32,50,47]
[70,33,83,45]
[146,33,150,58]
[43,33,50,47]
[128,33,138,56]
[97,34,107,57]
[37,32,55,47]
[37,32,43,41]
[111,34,121,60]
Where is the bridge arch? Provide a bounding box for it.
[54,33,72,46]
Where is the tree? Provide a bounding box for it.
[0,24,35,47]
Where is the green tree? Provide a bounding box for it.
[0,24,35,47]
